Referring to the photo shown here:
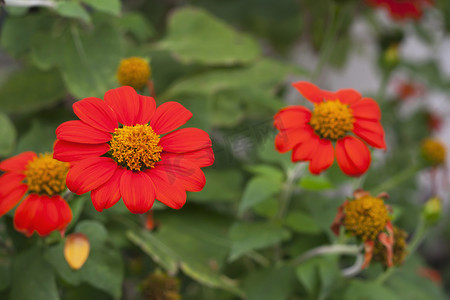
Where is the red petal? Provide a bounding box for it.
[336,136,371,177]
[0,184,27,216]
[53,140,110,162]
[0,172,26,195]
[0,151,36,172]
[378,221,394,267]
[53,195,72,233]
[56,120,112,144]
[362,240,374,269]
[308,139,334,175]
[66,157,117,195]
[120,170,155,214]
[163,148,214,168]
[154,155,206,192]
[73,97,118,132]
[275,126,314,153]
[353,119,386,149]
[335,89,362,105]
[273,106,311,130]
[292,81,336,103]
[91,166,126,212]
[330,200,348,236]
[350,98,381,120]
[160,128,211,153]
[135,95,156,125]
[291,131,321,161]
[145,169,186,209]
[13,194,41,237]
[104,86,140,126]
[150,102,192,135]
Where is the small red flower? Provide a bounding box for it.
[366,0,433,21]
[53,86,214,214]
[274,82,386,176]
[0,152,72,236]
[394,79,424,101]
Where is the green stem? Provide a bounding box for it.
[311,4,341,80]
[369,164,422,195]
[277,163,303,220]
[377,70,391,102]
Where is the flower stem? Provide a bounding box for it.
[290,244,361,266]
[311,4,341,81]
[277,163,303,220]
[369,164,422,195]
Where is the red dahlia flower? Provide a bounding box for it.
[0,152,72,236]
[366,0,433,21]
[274,82,386,176]
[53,86,214,214]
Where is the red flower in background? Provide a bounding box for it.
[394,80,424,101]
[0,152,72,236]
[274,82,386,176]
[367,0,433,21]
[53,86,214,214]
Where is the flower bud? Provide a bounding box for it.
[64,233,90,270]
[423,197,442,225]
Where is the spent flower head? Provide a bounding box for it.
[117,57,151,90]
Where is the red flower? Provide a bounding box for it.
[274,82,386,176]
[53,86,214,214]
[0,152,72,236]
[394,79,424,101]
[366,0,433,21]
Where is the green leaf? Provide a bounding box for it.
[228,222,291,261]
[127,230,178,275]
[0,13,54,57]
[75,220,108,247]
[0,67,65,113]
[160,7,261,65]
[45,221,123,299]
[55,2,91,23]
[128,208,242,296]
[15,119,56,154]
[0,260,10,291]
[284,211,321,234]
[245,164,284,182]
[11,247,59,300]
[0,113,16,157]
[299,175,334,191]
[238,176,282,216]
[190,169,243,203]
[31,17,124,98]
[165,59,304,98]
[344,280,400,300]
[118,12,155,42]
[81,0,121,16]
[244,266,296,300]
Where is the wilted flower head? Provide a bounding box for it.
[331,189,394,268]
[421,138,446,167]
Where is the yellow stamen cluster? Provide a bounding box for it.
[344,195,389,241]
[421,138,446,166]
[116,57,151,90]
[374,226,408,266]
[309,100,354,140]
[109,124,162,171]
[24,153,69,196]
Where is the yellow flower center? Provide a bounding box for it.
[24,153,69,196]
[116,57,151,90]
[309,100,354,140]
[421,138,446,166]
[109,124,163,171]
[344,196,389,241]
